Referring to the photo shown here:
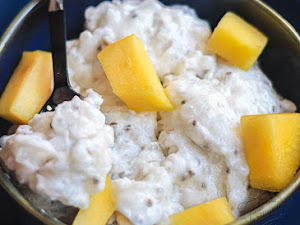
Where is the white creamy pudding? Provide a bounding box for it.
[0,90,114,209]
[0,0,297,225]
[67,0,295,223]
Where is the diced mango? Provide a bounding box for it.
[72,175,116,225]
[169,197,235,225]
[241,113,300,192]
[207,12,268,71]
[0,51,53,124]
[97,34,174,112]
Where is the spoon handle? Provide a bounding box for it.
[48,0,68,88]
[42,0,81,112]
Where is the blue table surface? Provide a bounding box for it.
[0,0,299,225]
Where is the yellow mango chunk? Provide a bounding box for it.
[241,113,300,192]
[73,175,116,225]
[207,12,268,71]
[97,34,174,112]
[169,197,235,225]
[0,50,53,124]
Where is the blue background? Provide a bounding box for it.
[0,0,299,225]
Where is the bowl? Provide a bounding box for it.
[0,0,299,224]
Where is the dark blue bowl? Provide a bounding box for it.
[0,0,299,225]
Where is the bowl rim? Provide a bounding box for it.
[0,0,299,225]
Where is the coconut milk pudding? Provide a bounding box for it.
[0,0,297,225]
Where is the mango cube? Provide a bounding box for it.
[207,12,268,71]
[0,51,53,124]
[241,113,300,192]
[97,34,174,112]
[169,197,235,225]
[73,175,116,225]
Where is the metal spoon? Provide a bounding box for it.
[42,0,81,112]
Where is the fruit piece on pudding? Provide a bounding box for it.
[169,197,235,225]
[0,50,53,124]
[241,113,300,192]
[73,175,116,225]
[207,12,268,71]
[97,34,174,112]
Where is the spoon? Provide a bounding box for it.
[42,0,81,112]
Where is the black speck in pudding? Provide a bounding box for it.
[72,104,79,111]
[182,170,195,181]
[87,149,92,156]
[188,170,195,177]
[195,74,203,79]
[201,183,206,188]
[125,125,131,131]
[146,199,153,207]
[97,45,103,51]
[131,12,138,19]
[226,167,230,174]
[192,120,197,126]
[203,69,209,74]
[119,172,125,178]
[110,122,117,126]
[97,40,109,51]
[226,71,232,76]
[102,40,109,46]
[93,178,99,185]
[201,145,209,151]
[181,100,186,104]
